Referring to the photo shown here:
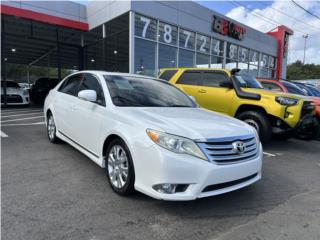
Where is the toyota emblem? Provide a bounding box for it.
[232,141,246,154]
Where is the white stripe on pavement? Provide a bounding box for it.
[1,122,45,127]
[263,151,277,157]
[1,109,42,115]
[1,116,44,123]
[1,130,8,137]
[1,112,43,118]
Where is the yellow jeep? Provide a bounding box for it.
[159,68,317,143]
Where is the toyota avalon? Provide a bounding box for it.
[44,71,262,201]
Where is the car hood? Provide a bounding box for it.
[242,88,308,100]
[1,87,23,95]
[121,107,255,140]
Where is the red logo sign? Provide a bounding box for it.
[212,16,246,41]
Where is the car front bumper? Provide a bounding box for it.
[1,94,29,105]
[133,143,263,201]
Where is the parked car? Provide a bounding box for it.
[160,68,317,142]
[259,79,320,119]
[1,80,30,106]
[18,82,32,91]
[30,78,59,104]
[44,71,263,200]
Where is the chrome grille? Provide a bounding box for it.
[197,135,258,165]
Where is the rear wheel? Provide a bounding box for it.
[105,138,135,195]
[237,110,272,143]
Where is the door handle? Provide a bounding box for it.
[198,89,206,93]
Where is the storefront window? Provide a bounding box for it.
[158,44,177,69]
[196,53,209,68]
[134,38,156,76]
[179,28,195,50]
[196,34,210,54]
[135,14,157,40]
[211,56,223,68]
[226,43,238,69]
[238,47,249,71]
[179,49,194,67]
[211,38,223,57]
[159,22,178,46]
[248,65,258,77]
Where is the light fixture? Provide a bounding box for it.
[113,50,118,55]
[11,48,16,52]
[4,58,8,61]
[90,58,95,63]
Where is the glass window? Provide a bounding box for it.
[159,22,177,46]
[134,38,156,76]
[104,75,195,107]
[159,70,178,81]
[158,44,177,69]
[196,53,209,68]
[79,74,105,105]
[59,74,82,96]
[261,54,268,68]
[239,47,249,63]
[177,71,202,85]
[196,34,210,53]
[281,81,307,95]
[179,49,194,67]
[211,38,223,57]
[210,56,223,69]
[225,58,238,70]
[249,50,259,65]
[135,14,157,40]
[234,74,263,89]
[202,71,230,87]
[248,65,258,77]
[179,29,195,50]
[227,43,238,60]
[259,68,269,78]
[261,82,283,92]
[269,56,275,69]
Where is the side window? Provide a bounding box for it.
[261,82,283,92]
[202,71,230,87]
[159,70,178,81]
[176,71,201,86]
[59,74,82,96]
[79,73,105,106]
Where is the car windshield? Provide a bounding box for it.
[104,75,196,107]
[233,74,263,89]
[281,81,307,96]
[1,81,20,88]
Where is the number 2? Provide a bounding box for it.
[199,36,207,52]
[140,16,150,38]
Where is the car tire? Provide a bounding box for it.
[47,113,60,144]
[237,110,272,143]
[105,138,135,196]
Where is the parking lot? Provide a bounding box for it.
[1,107,320,240]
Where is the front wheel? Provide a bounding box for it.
[237,110,272,143]
[47,113,60,143]
[105,139,135,196]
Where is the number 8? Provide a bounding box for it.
[163,24,172,43]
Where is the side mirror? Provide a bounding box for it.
[78,90,97,102]
[219,80,233,88]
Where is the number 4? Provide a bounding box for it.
[140,16,150,38]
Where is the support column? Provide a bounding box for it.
[56,29,61,81]
[1,31,7,107]
[129,11,135,74]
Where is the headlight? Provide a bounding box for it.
[23,90,29,96]
[275,96,298,106]
[253,129,261,151]
[146,129,207,160]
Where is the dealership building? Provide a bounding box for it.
[1,0,293,82]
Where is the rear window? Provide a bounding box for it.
[176,71,201,85]
[159,70,178,81]
[1,81,20,88]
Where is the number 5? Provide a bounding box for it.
[140,16,150,38]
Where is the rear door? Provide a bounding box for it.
[54,73,83,138]
[199,71,235,114]
[174,70,203,102]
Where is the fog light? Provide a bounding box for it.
[276,119,282,126]
[152,184,189,194]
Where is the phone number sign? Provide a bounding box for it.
[212,15,246,41]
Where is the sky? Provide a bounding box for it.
[197,0,320,65]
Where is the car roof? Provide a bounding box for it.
[160,68,230,73]
[68,70,159,80]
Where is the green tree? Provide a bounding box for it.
[287,61,320,80]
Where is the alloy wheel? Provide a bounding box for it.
[47,115,56,141]
[107,145,129,189]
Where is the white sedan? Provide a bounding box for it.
[44,71,262,201]
[1,80,30,105]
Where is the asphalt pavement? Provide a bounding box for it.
[1,107,320,240]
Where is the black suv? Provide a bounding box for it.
[30,78,59,104]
